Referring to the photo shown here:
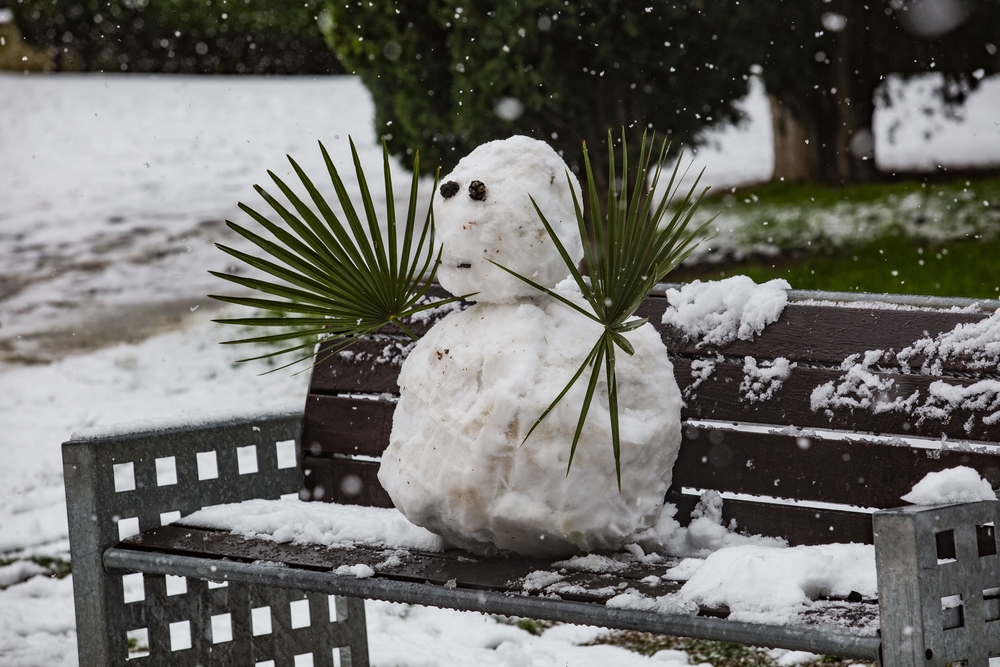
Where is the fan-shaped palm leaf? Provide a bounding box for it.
[491,130,715,488]
[210,138,466,372]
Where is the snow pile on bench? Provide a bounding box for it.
[180,498,447,552]
[661,276,790,346]
[901,466,996,505]
[898,308,1000,375]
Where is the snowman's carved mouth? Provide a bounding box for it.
[456,263,472,269]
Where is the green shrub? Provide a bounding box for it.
[11,0,343,73]
[321,0,760,185]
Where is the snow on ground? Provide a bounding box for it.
[0,73,425,363]
[2,71,1000,665]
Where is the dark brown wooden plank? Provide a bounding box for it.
[302,394,394,458]
[298,392,1000,510]
[302,457,394,507]
[308,350,1000,441]
[673,428,1000,510]
[123,526,684,598]
[668,492,875,547]
[310,292,998,397]
[123,525,541,591]
[309,337,412,395]
[674,356,1000,441]
[643,296,994,372]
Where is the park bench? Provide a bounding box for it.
[63,284,1000,667]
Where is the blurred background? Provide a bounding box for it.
[1,2,1000,665]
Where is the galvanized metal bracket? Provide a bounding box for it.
[875,500,1000,667]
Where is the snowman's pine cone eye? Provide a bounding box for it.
[469,180,487,201]
[440,181,460,199]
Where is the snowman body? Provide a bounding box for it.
[378,136,683,557]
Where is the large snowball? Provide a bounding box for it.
[379,289,683,557]
[434,135,584,303]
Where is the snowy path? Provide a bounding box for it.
[1,71,999,666]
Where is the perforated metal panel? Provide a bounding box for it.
[62,409,369,667]
[875,500,1000,667]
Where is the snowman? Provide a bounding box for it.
[378,136,684,558]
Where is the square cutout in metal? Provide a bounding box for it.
[196,451,218,480]
[237,445,258,475]
[165,575,187,596]
[169,620,192,651]
[122,573,144,603]
[978,523,997,557]
[936,529,957,563]
[276,439,297,469]
[113,462,135,493]
[126,628,149,660]
[117,517,140,541]
[160,510,181,526]
[251,606,272,636]
[941,594,964,630]
[155,456,177,486]
[211,613,233,643]
[290,599,311,629]
[985,586,1000,622]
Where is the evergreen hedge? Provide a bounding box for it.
[10,0,342,73]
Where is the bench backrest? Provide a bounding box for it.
[302,285,1000,547]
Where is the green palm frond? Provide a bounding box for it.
[491,130,715,488]
[210,137,466,372]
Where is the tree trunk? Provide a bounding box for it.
[769,92,820,183]
[768,1,880,185]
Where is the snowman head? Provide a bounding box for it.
[434,135,584,303]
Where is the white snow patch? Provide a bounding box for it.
[0,562,49,589]
[677,543,876,624]
[334,563,375,578]
[914,379,1000,430]
[635,492,785,559]
[662,558,705,582]
[810,350,919,417]
[898,310,1000,375]
[662,277,790,347]
[181,498,448,552]
[70,401,304,441]
[684,357,719,400]
[552,554,629,573]
[741,357,795,403]
[901,466,997,505]
[0,575,78,667]
[522,570,566,591]
[768,649,822,666]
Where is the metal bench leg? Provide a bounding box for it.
[874,500,1000,667]
[62,410,370,666]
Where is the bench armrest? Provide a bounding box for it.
[875,500,1000,667]
[63,409,307,666]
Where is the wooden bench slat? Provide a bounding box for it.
[395,288,995,373]
[674,357,1000,441]
[303,395,394,458]
[123,526,686,602]
[309,338,411,395]
[302,457,392,507]
[638,298,993,372]
[674,429,1000,510]
[669,493,875,546]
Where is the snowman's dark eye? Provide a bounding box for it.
[440,181,460,199]
[469,180,487,201]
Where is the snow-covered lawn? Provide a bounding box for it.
[1,70,999,666]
